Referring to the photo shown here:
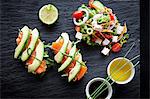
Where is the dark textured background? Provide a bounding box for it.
[0,0,140,98]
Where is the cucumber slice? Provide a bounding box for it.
[28,41,44,73]
[93,1,105,12]
[21,28,39,61]
[68,54,82,82]
[58,44,77,72]
[14,26,30,59]
[54,33,69,63]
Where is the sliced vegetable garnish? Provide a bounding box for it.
[21,28,39,61]
[75,65,87,81]
[58,44,76,72]
[51,33,87,82]
[14,26,30,58]
[68,54,82,82]
[28,41,44,73]
[14,26,54,75]
[54,33,69,63]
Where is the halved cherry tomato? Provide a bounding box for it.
[112,43,122,52]
[104,34,112,39]
[72,11,83,20]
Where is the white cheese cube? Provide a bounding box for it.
[112,36,118,42]
[101,47,110,55]
[117,25,124,34]
[93,24,103,32]
[83,17,88,22]
[102,39,110,46]
[75,32,82,40]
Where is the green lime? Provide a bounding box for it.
[39,4,58,25]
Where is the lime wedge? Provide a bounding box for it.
[39,4,58,25]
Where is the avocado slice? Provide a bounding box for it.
[92,1,105,12]
[14,26,30,59]
[54,33,69,63]
[21,28,39,61]
[68,54,82,82]
[58,44,77,72]
[28,41,44,73]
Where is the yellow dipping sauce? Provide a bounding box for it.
[108,57,135,84]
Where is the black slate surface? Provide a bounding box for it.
[0,0,140,98]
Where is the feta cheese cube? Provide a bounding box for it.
[101,47,110,55]
[102,39,110,46]
[112,36,118,42]
[83,17,88,22]
[75,32,82,40]
[117,25,124,34]
[93,24,103,31]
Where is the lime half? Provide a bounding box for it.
[39,4,58,25]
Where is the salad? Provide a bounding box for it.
[51,33,87,82]
[14,26,53,74]
[72,0,129,55]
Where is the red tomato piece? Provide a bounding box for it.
[72,11,83,20]
[109,13,114,21]
[91,37,97,42]
[104,34,113,39]
[112,43,122,52]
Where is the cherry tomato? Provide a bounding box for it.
[72,11,83,20]
[104,34,112,39]
[109,13,114,21]
[112,43,122,52]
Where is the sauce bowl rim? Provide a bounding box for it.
[85,77,113,99]
[107,57,135,84]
